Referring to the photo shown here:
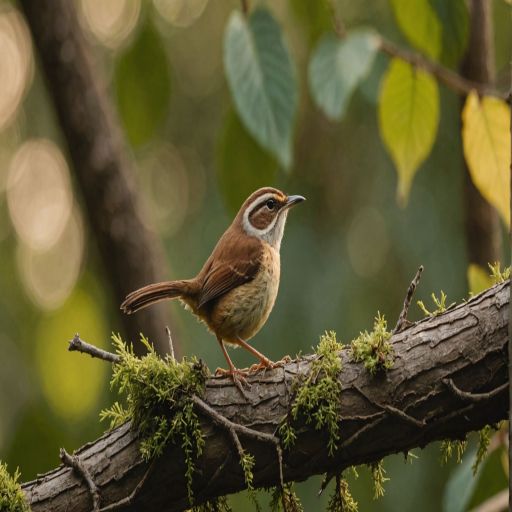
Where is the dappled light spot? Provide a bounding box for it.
[347,207,390,278]
[36,289,108,422]
[79,0,141,49]
[7,139,73,252]
[154,0,208,28]
[139,144,190,236]
[0,6,33,131]
[17,208,84,311]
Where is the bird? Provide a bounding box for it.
[120,187,305,387]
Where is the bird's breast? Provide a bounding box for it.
[211,244,280,342]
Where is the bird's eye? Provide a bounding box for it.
[266,199,276,210]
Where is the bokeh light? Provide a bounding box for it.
[79,0,141,49]
[7,139,73,252]
[17,208,84,311]
[153,0,208,28]
[139,144,190,236]
[35,289,108,422]
[0,6,33,131]
[347,207,390,277]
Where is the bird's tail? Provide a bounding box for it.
[120,280,194,314]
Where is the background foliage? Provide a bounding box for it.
[0,0,510,510]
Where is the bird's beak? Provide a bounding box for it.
[284,194,306,209]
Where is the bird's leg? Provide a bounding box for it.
[214,338,251,392]
[235,337,284,374]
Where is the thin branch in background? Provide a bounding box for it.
[60,448,101,512]
[240,0,249,15]
[393,265,424,334]
[327,1,507,100]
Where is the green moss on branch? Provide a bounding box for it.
[0,462,29,512]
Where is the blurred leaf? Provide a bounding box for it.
[217,110,278,214]
[309,30,378,121]
[378,58,439,204]
[115,20,171,147]
[390,0,441,59]
[467,264,493,295]
[462,92,511,226]
[288,0,331,45]
[430,0,469,67]
[224,7,297,170]
[36,289,108,421]
[442,447,482,512]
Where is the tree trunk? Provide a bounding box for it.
[18,0,174,354]
[22,282,509,511]
[461,0,501,265]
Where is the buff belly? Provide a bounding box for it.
[210,246,280,344]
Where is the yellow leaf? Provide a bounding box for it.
[467,263,492,295]
[379,59,440,205]
[462,91,511,225]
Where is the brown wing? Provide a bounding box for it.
[196,229,262,309]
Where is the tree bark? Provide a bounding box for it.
[461,0,501,265]
[22,282,509,511]
[18,0,174,354]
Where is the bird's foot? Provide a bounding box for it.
[247,355,292,374]
[215,367,252,395]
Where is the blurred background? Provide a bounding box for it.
[0,0,510,510]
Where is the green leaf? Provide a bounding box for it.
[430,0,469,67]
[378,58,439,204]
[390,0,441,59]
[461,91,510,225]
[217,109,278,215]
[443,447,482,512]
[115,20,171,147]
[309,30,379,121]
[224,7,298,170]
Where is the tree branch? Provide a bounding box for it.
[18,0,175,355]
[328,2,507,100]
[21,282,509,511]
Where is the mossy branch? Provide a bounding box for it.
[21,282,509,511]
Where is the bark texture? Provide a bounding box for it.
[22,282,509,511]
[18,0,172,354]
[461,0,501,265]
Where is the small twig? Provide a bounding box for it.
[98,461,155,512]
[165,326,175,361]
[191,395,284,488]
[443,379,508,403]
[380,404,425,428]
[393,266,424,334]
[69,334,120,363]
[60,448,101,512]
[327,0,346,38]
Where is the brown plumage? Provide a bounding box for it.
[121,187,305,384]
